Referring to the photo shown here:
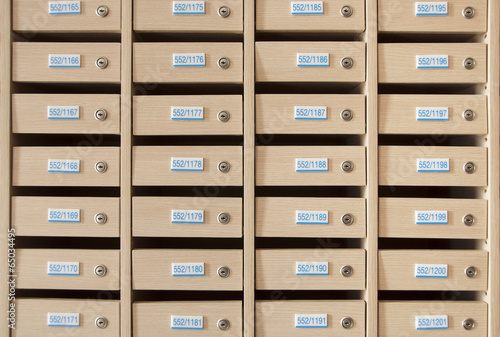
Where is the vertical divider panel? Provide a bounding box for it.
[243,0,256,335]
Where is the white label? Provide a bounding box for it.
[415,210,448,225]
[171,106,204,120]
[297,53,329,67]
[47,106,80,120]
[171,315,204,330]
[417,158,450,172]
[291,1,324,15]
[47,313,80,327]
[295,314,328,328]
[171,157,204,171]
[173,53,205,67]
[172,1,205,14]
[296,262,329,275]
[416,315,449,330]
[296,211,329,225]
[296,158,328,172]
[172,262,204,276]
[171,210,204,224]
[415,264,448,278]
[415,2,448,16]
[48,209,81,223]
[48,159,80,173]
[416,55,449,69]
[48,1,81,15]
[47,262,79,276]
[416,107,449,121]
[48,54,81,68]
[294,106,327,120]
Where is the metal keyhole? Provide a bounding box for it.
[463,109,475,121]
[341,57,354,69]
[464,161,476,174]
[94,265,107,277]
[463,57,476,70]
[217,318,230,330]
[95,57,109,69]
[340,5,353,17]
[94,212,107,224]
[341,109,353,121]
[341,265,353,277]
[218,57,231,69]
[217,110,230,123]
[218,6,231,18]
[95,109,108,121]
[341,213,354,226]
[341,317,354,329]
[218,212,230,224]
[341,161,354,172]
[218,161,231,173]
[217,266,230,278]
[96,5,109,17]
[463,318,475,330]
[465,266,477,278]
[95,161,108,173]
[463,7,475,19]
[95,317,108,329]
[463,214,475,226]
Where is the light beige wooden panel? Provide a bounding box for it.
[133,95,242,135]
[134,43,243,83]
[133,249,242,290]
[379,198,487,239]
[134,301,242,336]
[134,0,243,32]
[256,94,365,134]
[379,0,487,33]
[12,42,121,83]
[256,249,366,290]
[12,298,120,337]
[13,0,121,32]
[12,94,120,134]
[255,42,365,82]
[256,0,365,32]
[379,146,487,186]
[256,197,366,238]
[133,146,242,186]
[256,146,366,186]
[133,197,242,237]
[379,250,488,291]
[379,301,487,336]
[16,249,120,290]
[379,43,487,83]
[12,146,120,187]
[256,300,365,336]
[379,94,487,135]
[12,196,120,237]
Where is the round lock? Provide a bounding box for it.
[218,6,231,18]
[463,318,475,330]
[217,266,230,278]
[341,317,354,329]
[340,265,353,277]
[217,212,231,224]
[96,5,109,17]
[341,57,354,69]
[218,57,231,69]
[341,109,353,121]
[463,109,475,121]
[463,57,476,70]
[94,212,108,224]
[94,265,107,277]
[463,214,475,226]
[217,318,230,330]
[95,161,108,173]
[95,57,109,69]
[340,5,353,17]
[218,161,231,173]
[95,109,108,121]
[95,317,108,329]
[341,160,354,172]
[463,161,476,174]
[217,110,231,123]
[465,266,477,278]
[341,213,354,226]
[463,6,475,19]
